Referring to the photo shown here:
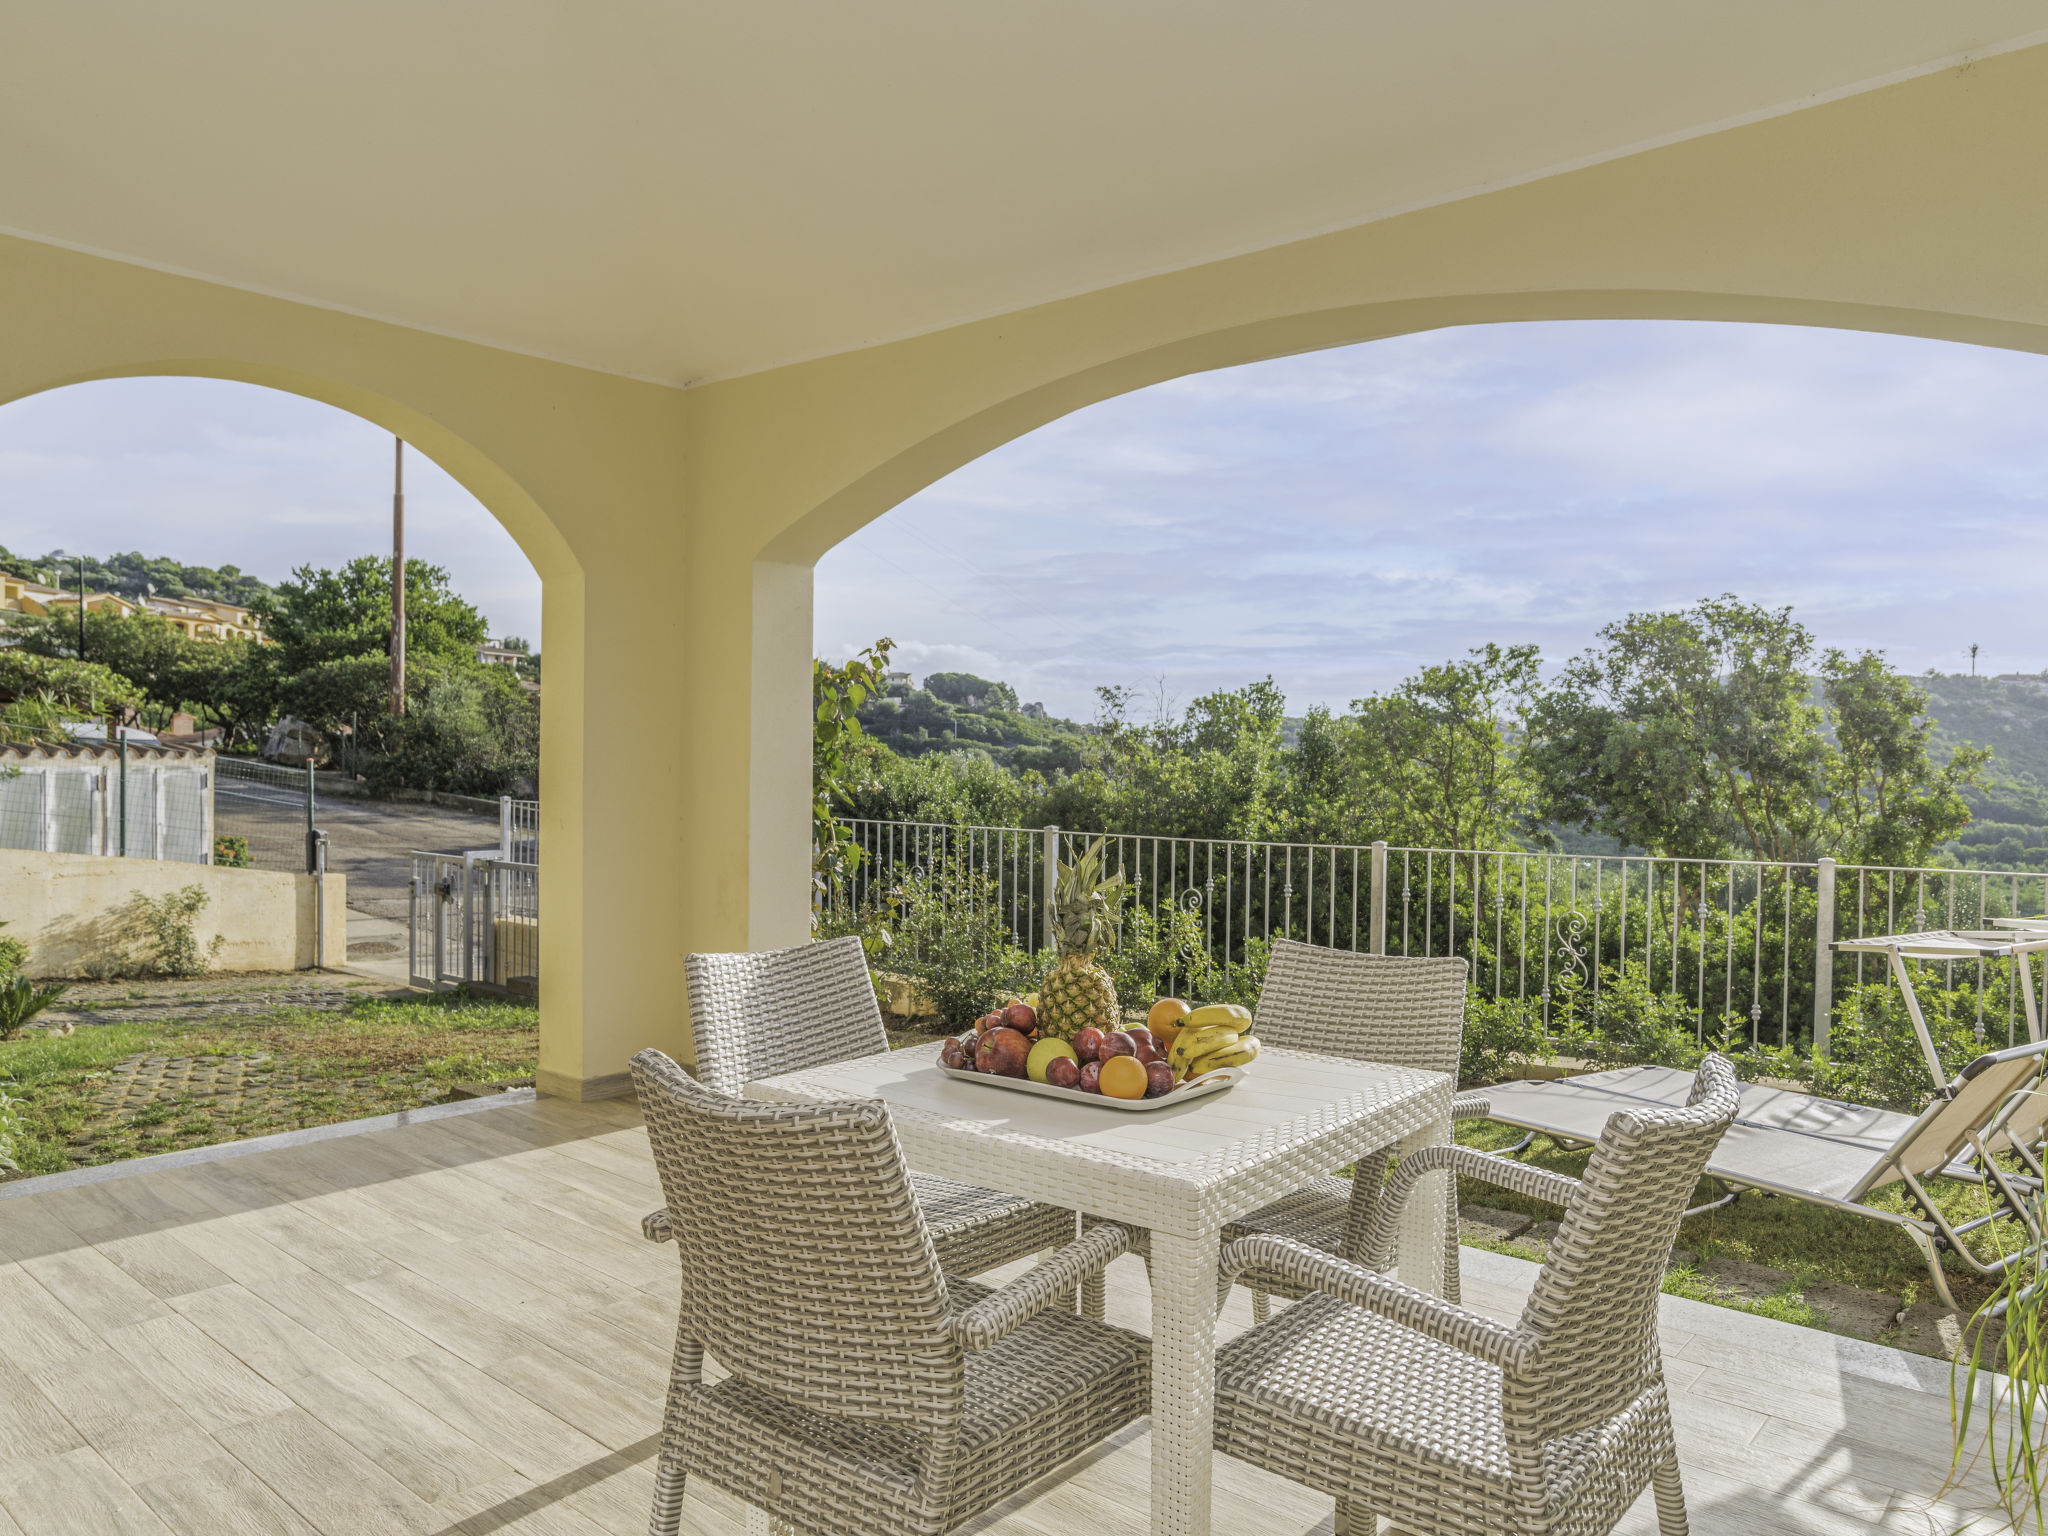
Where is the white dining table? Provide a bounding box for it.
[745,1042,1453,1536]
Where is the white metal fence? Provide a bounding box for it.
[409,851,539,993]
[0,744,215,864]
[828,819,2048,1053]
[499,797,538,864]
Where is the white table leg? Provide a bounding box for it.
[1149,1227,1220,1536]
[1394,1112,1453,1297]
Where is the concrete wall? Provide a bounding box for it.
[0,849,347,977]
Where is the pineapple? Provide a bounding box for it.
[1039,837,1126,1043]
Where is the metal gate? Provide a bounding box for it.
[409,852,539,993]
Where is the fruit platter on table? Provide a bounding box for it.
[936,996,1262,1111]
[933,834,1260,1109]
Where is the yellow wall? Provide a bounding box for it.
[2,43,2046,1094]
[0,851,346,975]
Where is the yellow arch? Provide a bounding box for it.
[7,42,2048,1095]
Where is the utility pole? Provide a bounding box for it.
[73,555,87,660]
[390,438,406,717]
[1970,643,1980,678]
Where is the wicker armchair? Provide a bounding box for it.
[640,938,1080,1294]
[1225,942,1488,1315]
[1213,1054,1740,1536]
[630,1048,1150,1536]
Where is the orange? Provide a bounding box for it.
[1098,1054,1148,1100]
[1146,997,1190,1046]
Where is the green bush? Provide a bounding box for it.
[1809,980,1991,1110]
[882,856,1034,1031]
[212,834,251,869]
[0,920,27,981]
[130,886,225,978]
[1461,991,1554,1087]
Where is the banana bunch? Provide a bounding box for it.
[1168,1003,1261,1081]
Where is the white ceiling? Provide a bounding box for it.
[4,4,2044,386]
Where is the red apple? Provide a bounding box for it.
[1127,1027,1161,1064]
[1077,1060,1104,1093]
[978,1027,1031,1078]
[975,1012,1004,1036]
[1101,1030,1136,1059]
[1045,1056,1082,1090]
[1073,1027,1106,1062]
[1003,1002,1037,1035]
[1144,1060,1174,1097]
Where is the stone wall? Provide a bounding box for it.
[0,849,347,976]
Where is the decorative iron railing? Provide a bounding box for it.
[827,818,2048,1052]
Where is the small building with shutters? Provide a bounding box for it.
[0,742,215,864]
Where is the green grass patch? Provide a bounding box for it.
[0,989,538,1181]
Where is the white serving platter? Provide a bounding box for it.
[935,1060,1244,1112]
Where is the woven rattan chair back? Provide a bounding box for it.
[1253,939,1469,1074]
[1509,1055,1740,1444]
[630,1047,964,1431]
[684,936,890,1096]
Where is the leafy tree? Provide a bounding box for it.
[4,609,190,717]
[0,653,142,744]
[1820,649,1988,865]
[815,638,895,899]
[1525,596,1983,864]
[174,638,278,747]
[1345,643,1545,850]
[368,663,540,796]
[254,557,488,677]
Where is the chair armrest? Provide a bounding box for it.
[1223,1235,1531,1371]
[1451,1090,1491,1121]
[642,1208,673,1243]
[1360,1143,1580,1268]
[949,1222,1130,1351]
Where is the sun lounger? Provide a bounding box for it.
[1480,1041,2048,1308]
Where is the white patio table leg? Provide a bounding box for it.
[1149,1226,1221,1536]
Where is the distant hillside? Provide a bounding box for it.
[1922,671,2048,872]
[856,671,1093,775]
[0,545,275,608]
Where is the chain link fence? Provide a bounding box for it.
[212,757,317,872]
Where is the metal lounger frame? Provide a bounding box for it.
[1481,1041,2048,1309]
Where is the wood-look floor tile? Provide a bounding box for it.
[0,1267,103,1371]
[347,1265,544,1366]
[368,1348,612,1482]
[246,1271,440,1368]
[17,1239,173,1334]
[25,1347,205,1468]
[212,1406,438,1536]
[0,1445,174,1535]
[484,1341,664,1451]
[0,1355,85,1460]
[281,1360,517,1504]
[169,1283,356,1387]
[103,1313,295,1432]
[135,1453,323,1536]
[94,1229,236,1301]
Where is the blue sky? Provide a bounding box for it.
[821,321,2048,719]
[3,321,2045,718]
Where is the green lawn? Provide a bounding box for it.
[0,990,538,1180]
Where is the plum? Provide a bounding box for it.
[1003,1001,1038,1035]
[1073,1027,1105,1062]
[978,1026,1031,1078]
[939,1036,969,1071]
[1126,1026,1161,1064]
[1077,1060,1104,1093]
[975,1012,1004,1036]
[1144,1060,1174,1097]
[1100,1030,1137,1059]
[1045,1056,1082,1090]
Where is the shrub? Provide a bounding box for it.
[1810,979,1990,1110]
[1461,991,1554,1087]
[130,886,225,978]
[883,856,1034,1031]
[212,834,252,868]
[0,975,65,1041]
[0,920,26,981]
[1548,960,1703,1070]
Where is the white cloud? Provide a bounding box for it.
[818,320,2048,718]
